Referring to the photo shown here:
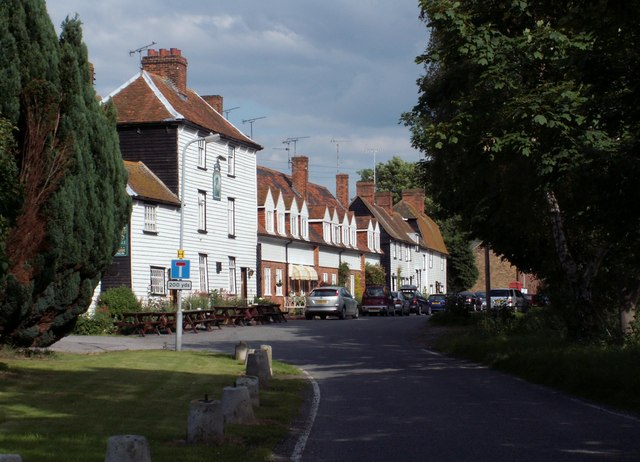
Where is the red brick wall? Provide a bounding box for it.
[471,245,543,294]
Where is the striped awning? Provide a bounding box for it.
[288,264,318,281]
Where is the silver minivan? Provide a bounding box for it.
[304,286,359,320]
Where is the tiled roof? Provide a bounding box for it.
[124,161,180,206]
[394,201,448,255]
[257,166,344,211]
[106,71,262,151]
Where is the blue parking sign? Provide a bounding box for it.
[171,259,190,279]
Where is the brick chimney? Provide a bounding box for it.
[336,174,349,208]
[402,188,425,214]
[356,181,375,204]
[142,48,188,94]
[202,95,223,114]
[291,156,309,200]
[375,191,393,215]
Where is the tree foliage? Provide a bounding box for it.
[403,0,640,341]
[365,263,386,285]
[358,156,478,292]
[0,1,130,347]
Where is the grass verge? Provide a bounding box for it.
[430,309,640,416]
[0,349,307,462]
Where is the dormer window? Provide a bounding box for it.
[266,210,274,233]
[323,221,331,242]
[333,224,340,244]
[367,230,373,250]
[291,213,299,237]
[301,216,308,239]
[277,211,285,235]
[342,225,348,246]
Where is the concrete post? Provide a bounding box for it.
[235,341,249,362]
[235,375,260,407]
[246,350,270,388]
[104,435,151,462]
[260,344,273,374]
[221,386,255,424]
[186,398,224,445]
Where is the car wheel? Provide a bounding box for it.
[305,313,313,320]
[353,308,359,319]
[417,305,422,316]
[340,307,346,320]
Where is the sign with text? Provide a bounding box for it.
[171,259,190,279]
[168,280,192,290]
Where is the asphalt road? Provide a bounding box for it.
[52,316,640,462]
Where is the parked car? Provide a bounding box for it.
[426,294,447,313]
[489,288,530,312]
[391,291,410,316]
[458,291,482,311]
[305,286,359,320]
[476,291,487,310]
[361,285,394,316]
[400,285,429,315]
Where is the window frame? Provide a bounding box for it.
[199,254,209,292]
[198,190,207,232]
[150,266,166,295]
[228,197,236,237]
[227,145,236,177]
[228,256,237,294]
[144,204,158,233]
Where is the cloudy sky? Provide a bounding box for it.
[46,1,429,196]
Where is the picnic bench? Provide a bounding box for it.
[115,303,286,336]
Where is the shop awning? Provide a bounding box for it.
[288,264,318,281]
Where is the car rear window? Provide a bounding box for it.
[490,289,510,296]
[310,289,338,297]
[365,287,385,297]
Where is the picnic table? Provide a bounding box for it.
[115,304,286,336]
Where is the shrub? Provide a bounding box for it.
[98,287,141,318]
[72,309,114,335]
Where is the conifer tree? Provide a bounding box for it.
[0,0,130,347]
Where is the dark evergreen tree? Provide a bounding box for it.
[0,1,130,347]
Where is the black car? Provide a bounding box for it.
[399,285,429,315]
[458,291,482,311]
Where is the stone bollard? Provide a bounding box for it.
[104,435,151,462]
[0,455,22,462]
[186,396,224,445]
[235,375,260,407]
[234,341,249,362]
[260,344,273,375]
[246,350,270,388]
[221,386,255,425]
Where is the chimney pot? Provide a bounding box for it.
[375,191,393,215]
[336,174,349,209]
[402,188,425,214]
[142,47,188,94]
[291,156,309,201]
[356,181,375,204]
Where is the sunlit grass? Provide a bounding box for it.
[0,350,307,462]
[432,316,640,415]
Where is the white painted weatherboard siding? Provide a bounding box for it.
[177,129,257,299]
[129,200,180,302]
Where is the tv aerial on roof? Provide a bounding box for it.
[282,136,310,169]
[331,138,351,172]
[129,41,157,69]
[242,116,267,139]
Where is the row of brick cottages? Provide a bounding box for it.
[96,47,448,311]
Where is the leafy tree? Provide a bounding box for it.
[0,1,130,347]
[403,0,640,341]
[365,263,386,285]
[358,156,478,292]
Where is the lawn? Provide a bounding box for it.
[0,349,307,462]
[430,310,640,416]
